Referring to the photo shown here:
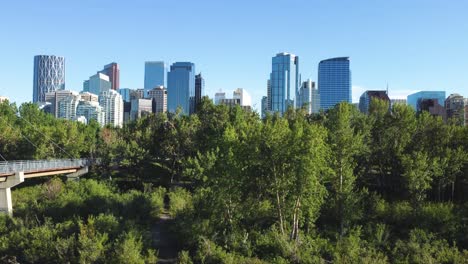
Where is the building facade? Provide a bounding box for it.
[83,73,111,96]
[144,61,167,97]
[148,86,167,113]
[318,57,351,110]
[130,99,152,120]
[99,63,120,90]
[445,93,468,125]
[45,90,78,117]
[99,90,124,127]
[76,101,106,126]
[297,80,320,114]
[195,73,205,112]
[233,88,252,107]
[214,91,226,105]
[407,91,446,111]
[79,92,99,102]
[58,93,81,120]
[167,62,195,114]
[118,88,132,102]
[269,53,299,114]
[33,55,65,103]
[358,90,390,114]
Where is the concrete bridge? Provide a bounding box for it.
[0,159,91,215]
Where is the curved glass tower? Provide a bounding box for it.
[318,57,351,110]
[33,55,65,103]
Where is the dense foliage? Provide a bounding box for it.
[1,98,468,263]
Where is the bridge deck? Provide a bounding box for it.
[0,159,91,177]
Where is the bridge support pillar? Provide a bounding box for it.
[0,172,24,215]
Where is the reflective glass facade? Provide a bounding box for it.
[407,91,446,110]
[33,55,65,103]
[318,57,351,110]
[270,53,299,114]
[144,61,167,97]
[167,62,195,115]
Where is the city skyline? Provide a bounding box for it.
[1,1,468,108]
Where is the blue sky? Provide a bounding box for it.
[1,0,468,109]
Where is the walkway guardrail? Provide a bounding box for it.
[0,159,92,175]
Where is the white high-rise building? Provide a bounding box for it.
[214,91,226,105]
[233,88,252,107]
[76,101,106,127]
[58,93,81,120]
[99,90,124,127]
[297,80,320,114]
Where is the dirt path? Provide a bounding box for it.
[153,195,179,263]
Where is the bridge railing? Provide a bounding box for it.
[0,159,92,175]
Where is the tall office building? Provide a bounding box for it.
[297,80,320,114]
[148,86,167,113]
[407,91,446,111]
[445,94,468,125]
[99,63,120,90]
[195,73,205,112]
[359,90,390,114]
[118,88,132,102]
[214,91,226,105]
[144,61,167,97]
[130,99,152,120]
[167,62,195,114]
[76,101,106,126]
[233,88,252,107]
[83,73,111,96]
[33,55,65,103]
[318,57,351,110]
[45,90,78,117]
[58,93,81,120]
[269,53,299,114]
[99,90,124,127]
[266,79,271,111]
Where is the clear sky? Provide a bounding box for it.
[1,0,468,109]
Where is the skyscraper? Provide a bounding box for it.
[195,73,205,112]
[99,63,120,90]
[359,90,390,114]
[76,101,106,126]
[318,57,351,110]
[407,91,446,110]
[83,73,111,96]
[233,88,252,107]
[144,61,167,97]
[167,62,195,114]
[214,91,226,105]
[58,93,81,120]
[99,90,124,127]
[269,53,299,114]
[297,80,320,114]
[45,90,79,117]
[148,86,167,113]
[33,55,65,103]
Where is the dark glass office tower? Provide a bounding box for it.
[318,57,351,110]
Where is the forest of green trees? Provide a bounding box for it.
[1,98,468,263]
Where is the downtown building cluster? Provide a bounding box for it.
[261,53,351,117]
[22,54,468,127]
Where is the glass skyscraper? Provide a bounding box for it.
[144,61,167,97]
[407,91,446,110]
[33,55,65,103]
[167,62,195,115]
[318,57,351,110]
[269,53,299,114]
[195,73,204,112]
